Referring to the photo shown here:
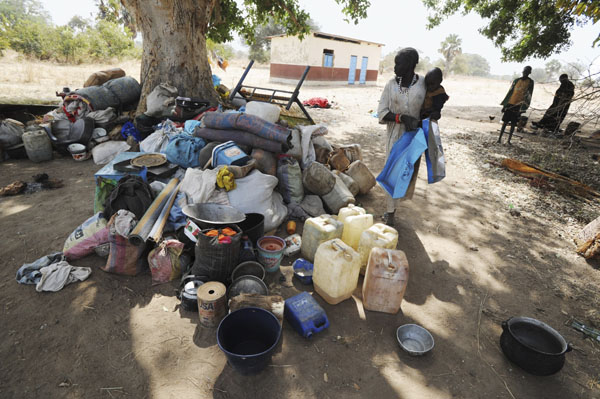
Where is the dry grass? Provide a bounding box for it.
[0,49,561,110]
[0,50,141,104]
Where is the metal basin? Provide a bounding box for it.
[182,203,246,227]
[396,324,434,356]
[228,275,268,299]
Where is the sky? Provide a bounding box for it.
[39,0,600,76]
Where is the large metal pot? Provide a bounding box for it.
[500,317,572,376]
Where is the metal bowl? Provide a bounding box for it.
[396,324,434,356]
[231,261,266,282]
[228,275,268,300]
[182,203,246,227]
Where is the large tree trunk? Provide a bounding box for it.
[121,0,219,114]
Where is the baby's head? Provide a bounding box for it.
[425,67,443,91]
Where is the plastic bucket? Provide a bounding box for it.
[257,236,286,273]
[217,307,282,375]
[237,213,264,247]
[67,143,89,161]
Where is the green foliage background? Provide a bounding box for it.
[0,0,140,62]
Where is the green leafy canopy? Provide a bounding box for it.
[422,0,598,62]
[207,0,370,44]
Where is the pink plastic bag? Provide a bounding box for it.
[148,239,185,285]
[63,213,109,260]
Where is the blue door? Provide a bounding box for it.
[348,55,357,84]
[359,56,368,84]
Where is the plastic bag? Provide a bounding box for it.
[423,119,446,183]
[102,210,145,276]
[91,141,130,165]
[148,239,185,285]
[227,170,288,231]
[140,130,169,153]
[245,101,280,124]
[145,84,177,118]
[0,118,25,148]
[191,225,242,283]
[277,155,304,204]
[63,212,109,260]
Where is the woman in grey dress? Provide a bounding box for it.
[377,47,426,227]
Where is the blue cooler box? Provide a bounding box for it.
[212,140,250,167]
[285,292,329,338]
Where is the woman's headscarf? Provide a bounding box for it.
[394,48,419,70]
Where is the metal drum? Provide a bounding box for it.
[197,281,228,328]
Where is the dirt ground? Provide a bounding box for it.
[1,60,600,399]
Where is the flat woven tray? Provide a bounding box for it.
[131,153,167,168]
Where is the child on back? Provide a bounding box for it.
[421,67,449,121]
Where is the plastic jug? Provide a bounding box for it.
[313,239,361,305]
[301,215,343,262]
[334,170,360,197]
[341,144,363,163]
[346,160,376,195]
[362,248,409,314]
[302,162,335,196]
[285,292,329,338]
[22,126,52,162]
[322,175,355,214]
[357,223,399,273]
[337,204,366,225]
[341,213,373,250]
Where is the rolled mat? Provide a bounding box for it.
[202,112,291,146]
[194,127,287,154]
[148,182,181,243]
[129,178,179,246]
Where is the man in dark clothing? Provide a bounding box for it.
[498,66,534,145]
[532,74,575,133]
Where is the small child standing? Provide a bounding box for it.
[421,67,449,121]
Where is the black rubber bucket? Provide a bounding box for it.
[217,307,281,375]
[237,213,264,247]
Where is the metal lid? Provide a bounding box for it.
[197,281,227,301]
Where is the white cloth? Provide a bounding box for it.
[113,209,137,236]
[298,124,328,169]
[35,261,91,292]
[179,168,218,204]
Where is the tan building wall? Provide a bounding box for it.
[269,33,382,85]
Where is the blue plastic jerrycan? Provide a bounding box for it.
[285,292,329,338]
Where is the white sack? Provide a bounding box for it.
[91,141,130,164]
[227,170,287,231]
